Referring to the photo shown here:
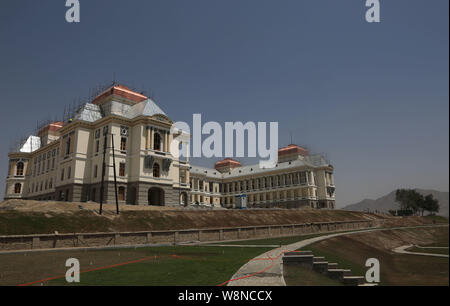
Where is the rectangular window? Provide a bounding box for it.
[65,138,71,156]
[120,137,127,152]
[61,169,65,181]
[118,187,125,201]
[94,165,98,178]
[95,140,100,154]
[180,169,186,184]
[67,167,71,179]
[119,163,125,177]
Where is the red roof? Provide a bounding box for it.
[38,121,64,136]
[278,144,308,156]
[92,85,147,105]
[214,158,242,170]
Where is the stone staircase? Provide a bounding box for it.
[282,251,377,286]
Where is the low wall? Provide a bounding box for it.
[0,220,381,251]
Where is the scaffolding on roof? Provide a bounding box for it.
[9,135,41,153]
[73,103,103,122]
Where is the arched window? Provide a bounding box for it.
[118,186,125,201]
[154,133,161,151]
[153,163,160,178]
[14,183,21,194]
[16,162,24,176]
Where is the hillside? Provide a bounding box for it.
[343,189,449,216]
[0,199,395,236]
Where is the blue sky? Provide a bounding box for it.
[0,0,448,206]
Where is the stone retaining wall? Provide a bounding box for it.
[0,220,381,251]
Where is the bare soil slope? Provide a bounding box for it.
[307,226,449,285]
[0,199,440,235]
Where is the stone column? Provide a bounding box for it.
[165,131,169,152]
[163,131,166,152]
[150,127,154,150]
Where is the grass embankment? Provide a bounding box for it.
[0,245,272,286]
[0,203,391,235]
[301,226,449,286]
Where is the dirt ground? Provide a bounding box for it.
[0,199,180,213]
[0,199,443,235]
[307,226,449,286]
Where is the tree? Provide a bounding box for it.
[395,189,424,215]
[410,191,424,216]
[423,194,440,216]
[395,189,409,210]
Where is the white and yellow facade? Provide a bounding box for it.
[4,84,335,209]
[189,145,335,209]
[4,85,190,206]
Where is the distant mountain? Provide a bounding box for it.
[343,189,449,216]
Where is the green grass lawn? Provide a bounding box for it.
[0,245,271,286]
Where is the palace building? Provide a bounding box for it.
[4,84,335,209]
[189,145,335,209]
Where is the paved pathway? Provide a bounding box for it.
[225,224,448,286]
[392,245,449,258]
[413,245,448,249]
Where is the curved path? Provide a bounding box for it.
[224,224,448,286]
[392,245,449,258]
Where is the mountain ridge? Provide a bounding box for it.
[343,189,449,216]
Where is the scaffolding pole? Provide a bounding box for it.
[111,133,119,215]
[99,134,107,215]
